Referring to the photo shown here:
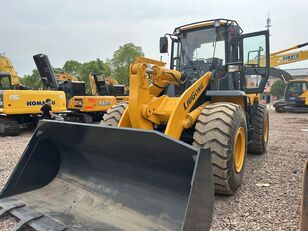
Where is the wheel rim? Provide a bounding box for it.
[234,127,245,173]
[264,116,269,143]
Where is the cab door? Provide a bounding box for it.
[240,30,270,94]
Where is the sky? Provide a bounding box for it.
[1,0,308,76]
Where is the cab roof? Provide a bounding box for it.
[174,18,242,33]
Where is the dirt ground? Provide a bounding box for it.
[0,110,307,230]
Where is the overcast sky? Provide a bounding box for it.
[2,0,308,76]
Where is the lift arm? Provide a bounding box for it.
[119,57,212,139]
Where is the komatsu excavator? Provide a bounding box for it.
[0,53,66,136]
[0,19,271,230]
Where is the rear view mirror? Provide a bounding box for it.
[159,37,168,53]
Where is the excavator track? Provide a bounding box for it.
[0,117,19,136]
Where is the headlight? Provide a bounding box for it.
[228,65,241,73]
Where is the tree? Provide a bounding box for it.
[111,43,144,85]
[270,79,285,97]
[20,69,43,89]
[63,60,82,76]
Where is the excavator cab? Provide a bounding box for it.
[0,73,11,90]
[275,79,308,113]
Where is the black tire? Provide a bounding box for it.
[102,103,128,126]
[275,106,284,113]
[193,102,247,195]
[0,117,20,136]
[248,104,269,155]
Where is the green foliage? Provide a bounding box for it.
[20,69,43,89]
[63,60,82,76]
[20,43,143,92]
[270,79,285,97]
[111,43,144,85]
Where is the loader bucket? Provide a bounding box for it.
[301,160,308,231]
[0,120,214,231]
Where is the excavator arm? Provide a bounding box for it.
[55,71,79,82]
[0,54,22,87]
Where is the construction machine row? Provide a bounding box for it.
[0,53,128,136]
[0,18,306,231]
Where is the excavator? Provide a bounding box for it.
[34,54,128,123]
[89,73,126,96]
[0,53,66,136]
[268,43,308,112]
[0,19,272,230]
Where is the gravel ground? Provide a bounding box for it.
[0,110,307,230]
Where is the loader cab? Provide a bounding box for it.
[160,19,270,95]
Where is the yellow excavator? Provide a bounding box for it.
[34,54,128,123]
[266,43,308,112]
[0,53,66,136]
[0,19,271,230]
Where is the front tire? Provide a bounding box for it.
[193,102,247,195]
[102,103,128,126]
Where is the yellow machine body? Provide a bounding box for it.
[67,95,128,112]
[119,57,212,139]
[0,90,66,114]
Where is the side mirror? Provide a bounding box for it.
[159,37,168,53]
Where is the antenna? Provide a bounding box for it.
[265,13,271,36]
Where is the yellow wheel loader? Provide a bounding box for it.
[0,54,66,136]
[0,19,270,230]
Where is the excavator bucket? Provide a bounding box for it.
[0,120,214,231]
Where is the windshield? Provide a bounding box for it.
[177,27,226,69]
[0,75,11,90]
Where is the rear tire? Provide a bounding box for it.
[0,117,20,136]
[193,102,247,195]
[248,104,269,154]
[102,103,128,126]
